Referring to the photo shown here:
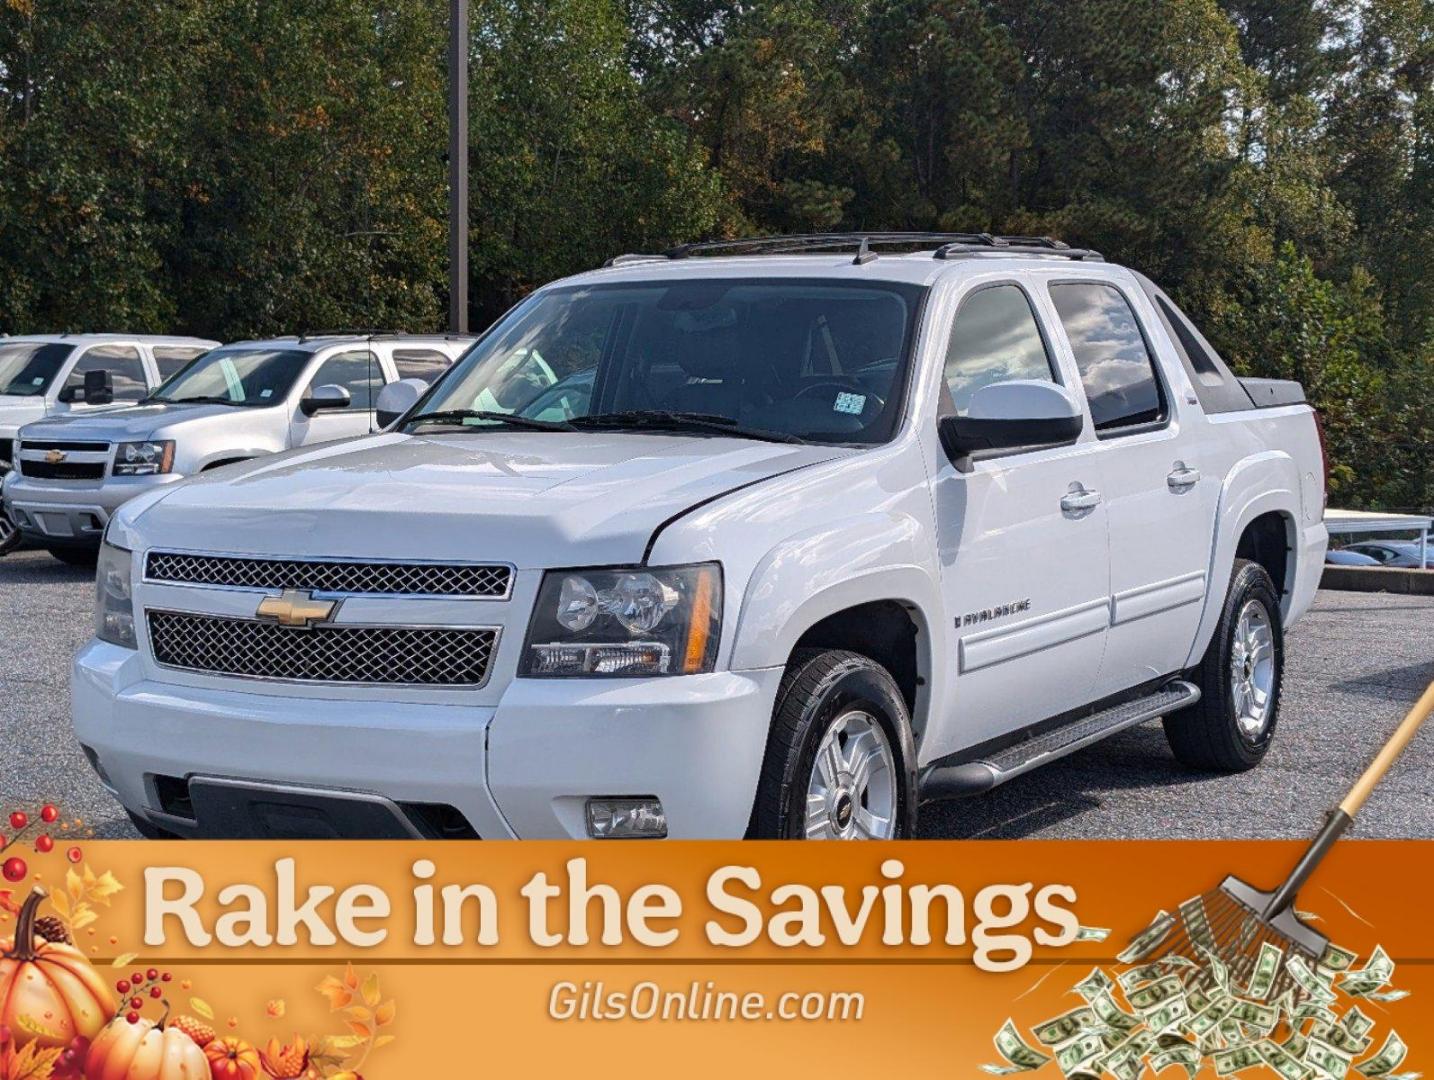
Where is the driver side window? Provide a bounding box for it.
[307,351,383,409]
[943,285,1056,415]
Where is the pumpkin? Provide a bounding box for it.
[204,1036,264,1080]
[85,1014,209,1080]
[0,888,115,1050]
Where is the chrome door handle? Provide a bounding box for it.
[1167,466,1201,491]
[1060,489,1101,513]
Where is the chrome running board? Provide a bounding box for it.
[920,680,1201,801]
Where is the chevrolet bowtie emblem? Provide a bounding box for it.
[45,449,66,464]
[256,589,339,629]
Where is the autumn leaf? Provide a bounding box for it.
[110,952,138,968]
[373,1000,395,1027]
[2,1041,64,1080]
[360,972,380,1008]
[65,869,83,904]
[266,999,285,1019]
[342,963,359,990]
[373,1034,396,1049]
[0,890,19,917]
[315,975,353,1011]
[13,1014,63,1041]
[344,1020,371,1040]
[190,997,215,1020]
[342,1006,371,1025]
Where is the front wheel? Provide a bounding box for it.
[751,649,916,839]
[1164,559,1284,771]
[0,509,19,557]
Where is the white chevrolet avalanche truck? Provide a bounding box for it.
[72,234,1328,841]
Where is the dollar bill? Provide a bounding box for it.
[1076,925,1112,942]
[985,1019,1054,1074]
[1288,954,1339,1005]
[1200,945,1233,993]
[1128,975,1185,1014]
[1343,1008,1376,1040]
[1229,999,1279,1033]
[1341,947,1395,997]
[1074,967,1115,1002]
[1214,1045,1264,1075]
[1119,911,1176,964]
[1307,1037,1354,1079]
[1260,1039,1314,1080]
[1313,1021,1373,1057]
[1091,990,1142,1034]
[1284,1032,1310,1059]
[1146,997,1191,1034]
[1246,941,1285,1001]
[1119,963,1169,992]
[1034,1007,1099,1047]
[1320,943,1359,973]
[1188,997,1237,1039]
[1356,1032,1408,1078]
[1363,989,1409,1003]
[1152,1044,1201,1078]
[1057,1033,1107,1076]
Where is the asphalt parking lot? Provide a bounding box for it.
[2,546,1431,839]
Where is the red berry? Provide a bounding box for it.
[0,834,6,848]
[131,972,143,986]
[40,805,58,824]
[116,980,130,994]
[1,857,26,882]
[35,834,54,853]
[126,1012,139,1024]
[129,997,143,1010]
[161,972,172,982]
[146,967,159,981]
[66,846,82,863]
[149,986,162,999]
[8,812,26,831]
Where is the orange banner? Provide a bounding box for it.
[0,840,1427,1078]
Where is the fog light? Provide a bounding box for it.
[585,798,667,839]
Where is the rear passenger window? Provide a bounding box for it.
[1049,283,1165,432]
[152,346,208,380]
[943,284,1056,415]
[307,351,384,409]
[392,348,452,384]
[65,345,148,401]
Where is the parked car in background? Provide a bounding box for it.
[1338,540,1434,569]
[0,334,219,557]
[73,234,1328,841]
[3,333,471,563]
[1325,547,1382,566]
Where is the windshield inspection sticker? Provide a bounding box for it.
[834,392,866,415]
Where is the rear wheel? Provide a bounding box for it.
[751,649,916,839]
[1164,559,1283,771]
[45,545,98,568]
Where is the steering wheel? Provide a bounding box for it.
[793,379,886,416]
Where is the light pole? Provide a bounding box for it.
[448,0,469,334]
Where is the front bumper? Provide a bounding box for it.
[4,471,182,546]
[73,639,783,839]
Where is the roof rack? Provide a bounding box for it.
[605,232,1101,266]
[294,329,477,342]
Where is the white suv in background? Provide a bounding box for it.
[4,334,471,563]
[0,335,219,556]
[73,235,1327,841]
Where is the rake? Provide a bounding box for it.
[1138,680,1434,1002]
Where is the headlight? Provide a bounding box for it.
[95,541,137,649]
[520,563,721,677]
[113,441,175,476]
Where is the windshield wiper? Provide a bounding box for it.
[572,410,808,444]
[148,394,245,406]
[404,409,577,432]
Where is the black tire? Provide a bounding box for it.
[126,810,181,840]
[1164,559,1283,771]
[45,545,98,568]
[751,648,917,839]
[0,510,19,557]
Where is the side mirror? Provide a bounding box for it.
[375,378,429,429]
[938,380,1083,462]
[300,384,352,416]
[59,369,115,405]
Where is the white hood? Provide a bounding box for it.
[126,431,844,567]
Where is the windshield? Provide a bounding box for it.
[412,278,926,444]
[150,347,310,406]
[0,342,73,397]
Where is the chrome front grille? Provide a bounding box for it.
[147,610,498,686]
[145,551,512,598]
